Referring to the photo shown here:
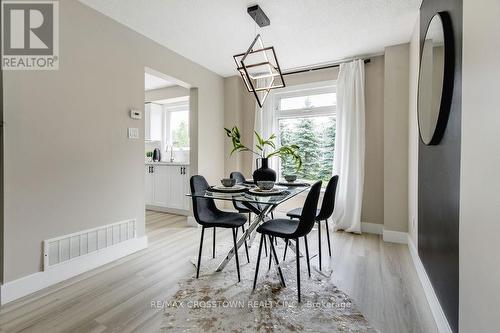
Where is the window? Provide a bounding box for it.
[168,110,189,149]
[274,82,336,184]
[163,99,190,151]
[279,92,336,111]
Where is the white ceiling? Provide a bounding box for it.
[81,0,421,77]
[144,72,176,91]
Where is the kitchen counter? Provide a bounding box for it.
[145,161,189,166]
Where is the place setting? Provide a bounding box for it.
[207,178,295,197]
[207,178,249,193]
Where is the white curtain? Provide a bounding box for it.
[332,59,365,234]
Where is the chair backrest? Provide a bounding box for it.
[190,175,218,225]
[292,181,322,238]
[316,175,339,220]
[229,171,247,212]
[230,171,246,184]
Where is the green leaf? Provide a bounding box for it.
[254,131,265,146]
[263,140,276,149]
[230,146,240,155]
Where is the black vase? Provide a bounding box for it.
[153,148,161,162]
[253,158,276,183]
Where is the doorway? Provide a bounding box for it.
[143,68,195,217]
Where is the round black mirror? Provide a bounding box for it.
[418,12,454,145]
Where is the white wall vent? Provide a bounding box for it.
[43,219,137,270]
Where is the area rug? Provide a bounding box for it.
[159,240,377,332]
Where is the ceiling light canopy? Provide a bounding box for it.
[233,6,285,108]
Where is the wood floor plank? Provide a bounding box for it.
[0,212,437,333]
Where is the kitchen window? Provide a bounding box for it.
[164,101,190,151]
[274,82,336,184]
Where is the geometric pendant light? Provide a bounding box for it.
[233,6,285,108]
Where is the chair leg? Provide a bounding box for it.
[253,234,265,290]
[248,212,251,226]
[296,237,301,302]
[242,225,250,263]
[271,211,274,219]
[283,239,289,261]
[304,235,311,278]
[196,226,205,278]
[268,236,273,270]
[325,219,332,257]
[212,227,216,259]
[269,236,286,288]
[232,228,241,283]
[263,235,268,257]
[318,220,322,271]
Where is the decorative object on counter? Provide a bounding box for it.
[224,126,302,183]
[146,151,153,162]
[256,180,274,191]
[153,148,161,162]
[284,174,297,183]
[220,178,236,188]
[168,144,175,162]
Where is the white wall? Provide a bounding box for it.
[223,76,252,177]
[384,44,409,232]
[145,85,189,103]
[3,0,224,282]
[408,16,420,245]
[460,0,500,331]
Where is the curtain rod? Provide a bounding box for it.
[283,58,371,76]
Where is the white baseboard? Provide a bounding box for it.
[361,222,384,235]
[0,236,148,305]
[407,237,452,333]
[361,223,408,244]
[383,229,408,244]
[146,205,189,216]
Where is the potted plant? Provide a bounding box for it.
[224,126,302,182]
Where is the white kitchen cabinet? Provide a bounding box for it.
[168,165,189,210]
[144,103,163,142]
[151,165,169,207]
[145,163,190,212]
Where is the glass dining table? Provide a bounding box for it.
[187,182,310,272]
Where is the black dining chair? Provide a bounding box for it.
[230,172,254,221]
[285,175,338,270]
[253,181,322,302]
[190,175,249,282]
[230,171,272,256]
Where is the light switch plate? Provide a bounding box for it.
[128,128,139,139]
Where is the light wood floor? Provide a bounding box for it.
[0,211,437,333]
